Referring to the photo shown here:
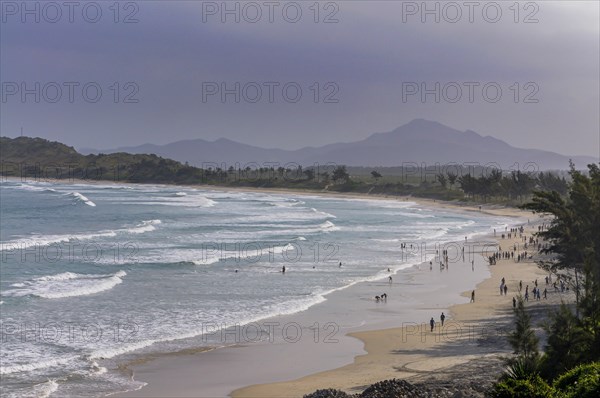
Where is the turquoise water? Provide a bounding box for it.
[0,179,513,397]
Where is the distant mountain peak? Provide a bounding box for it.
[406,118,442,126]
[77,120,597,169]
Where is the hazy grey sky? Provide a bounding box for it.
[1,1,599,157]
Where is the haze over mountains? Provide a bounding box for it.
[81,119,598,170]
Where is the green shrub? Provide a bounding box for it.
[541,304,595,379]
[503,355,543,381]
[490,375,554,398]
[553,362,600,398]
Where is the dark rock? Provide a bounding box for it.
[303,388,352,398]
[360,378,431,398]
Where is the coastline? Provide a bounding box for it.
[2,176,527,220]
[107,199,536,397]
[4,177,552,397]
[115,212,574,398]
[114,240,499,398]
[233,216,572,397]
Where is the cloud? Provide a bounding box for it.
[1,1,598,157]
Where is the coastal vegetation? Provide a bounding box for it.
[1,136,572,206]
[491,163,600,397]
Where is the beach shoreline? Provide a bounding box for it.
[107,198,537,397]
[3,177,551,398]
[114,212,573,398]
[113,240,499,398]
[232,216,572,398]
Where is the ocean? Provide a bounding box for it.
[0,179,515,397]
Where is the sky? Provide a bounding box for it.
[1,1,599,158]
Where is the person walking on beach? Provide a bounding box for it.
[282,265,286,274]
[543,288,547,299]
[388,276,393,284]
[470,290,475,303]
[519,280,523,292]
[440,312,446,326]
[430,317,435,332]
[512,296,516,308]
[504,284,508,296]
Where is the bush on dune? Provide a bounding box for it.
[489,375,554,398]
[553,362,600,398]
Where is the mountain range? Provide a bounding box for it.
[80,119,598,170]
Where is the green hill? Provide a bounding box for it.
[0,136,205,184]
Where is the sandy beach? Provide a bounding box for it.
[104,186,569,398]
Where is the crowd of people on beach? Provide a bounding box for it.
[487,224,550,266]
[508,271,570,306]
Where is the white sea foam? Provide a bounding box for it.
[0,230,117,251]
[311,208,337,218]
[69,192,96,207]
[231,208,335,224]
[0,356,78,375]
[174,192,187,196]
[190,243,296,265]
[0,220,161,251]
[32,379,59,398]
[5,183,55,193]
[4,270,127,299]
[126,195,216,208]
[90,361,107,375]
[319,221,340,231]
[126,219,162,234]
[34,272,81,282]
